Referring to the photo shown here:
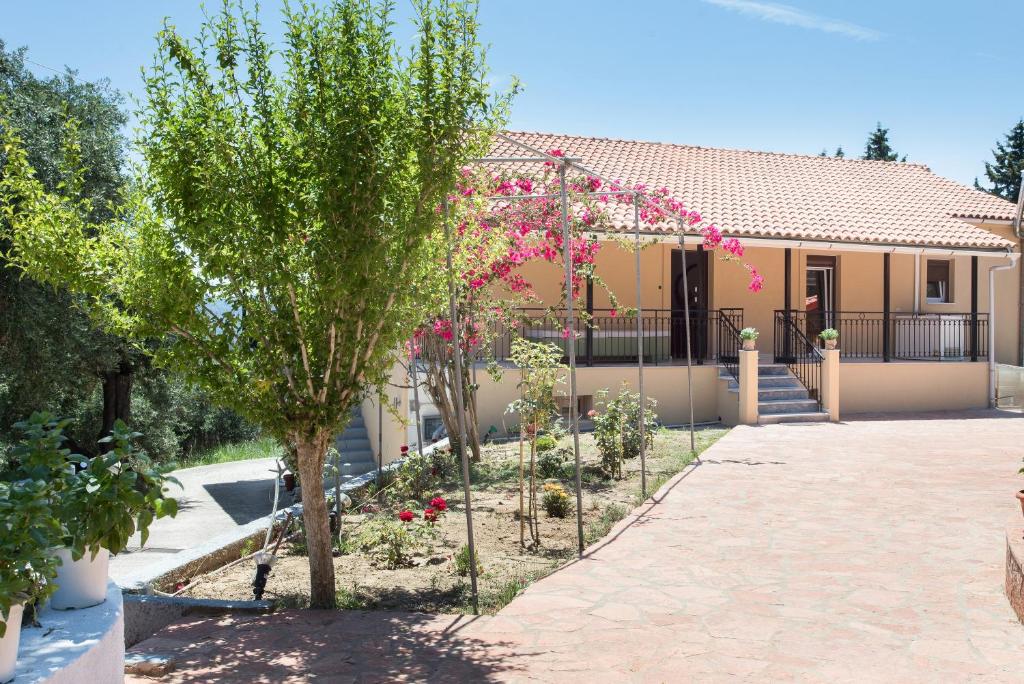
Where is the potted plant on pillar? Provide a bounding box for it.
[818,328,839,350]
[7,413,178,610]
[0,478,61,683]
[51,420,178,609]
[739,327,759,351]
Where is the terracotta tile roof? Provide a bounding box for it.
[490,131,1018,251]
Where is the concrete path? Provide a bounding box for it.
[111,458,287,585]
[126,411,1024,681]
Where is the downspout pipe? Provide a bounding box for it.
[990,256,1019,407]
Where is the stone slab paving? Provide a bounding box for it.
[127,411,1024,682]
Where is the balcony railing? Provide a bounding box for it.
[775,310,988,362]
[488,308,743,366]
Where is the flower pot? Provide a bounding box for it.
[0,602,24,684]
[823,339,838,350]
[1017,490,1024,519]
[741,339,756,351]
[50,546,109,610]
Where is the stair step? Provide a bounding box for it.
[338,436,371,448]
[758,388,809,401]
[758,411,829,425]
[757,364,790,376]
[758,398,821,415]
[757,376,803,389]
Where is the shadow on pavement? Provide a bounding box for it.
[202,479,290,526]
[126,610,528,682]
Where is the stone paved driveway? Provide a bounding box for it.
[127,411,1024,682]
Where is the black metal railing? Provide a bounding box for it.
[774,311,823,409]
[776,310,988,362]
[716,310,743,382]
[489,308,743,366]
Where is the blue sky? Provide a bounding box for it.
[2,0,1020,186]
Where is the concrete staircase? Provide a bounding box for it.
[334,407,378,477]
[722,363,830,424]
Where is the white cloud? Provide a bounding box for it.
[702,0,882,41]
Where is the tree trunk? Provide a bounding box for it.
[294,431,336,609]
[99,359,132,450]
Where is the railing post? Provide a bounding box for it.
[970,256,979,362]
[585,279,594,367]
[820,348,840,422]
[738,348,759,425]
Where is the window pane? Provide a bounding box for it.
[926,260,950,303]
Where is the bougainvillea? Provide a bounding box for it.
[413,149,762,461]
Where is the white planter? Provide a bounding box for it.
[51,547,109,610]
[0,602,24,684]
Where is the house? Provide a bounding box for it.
[470,131,1022,430]
[350,130,1022,468]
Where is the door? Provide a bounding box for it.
[805,257,836,341]
[670,248,709,361]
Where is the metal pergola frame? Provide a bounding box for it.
[445,133,703,613]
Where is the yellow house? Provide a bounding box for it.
[466,131,1022,431]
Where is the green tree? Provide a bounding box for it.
[0,40,133,454]
[835,146,845,158]
[862,122,905,162]
[1,0,502,607]
[975,119,1024,201]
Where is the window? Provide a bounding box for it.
[926,260,951,303]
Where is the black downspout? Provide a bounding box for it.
[783,248,792,362]
[585,277,594,367]
[883,253,891,362]
[970,255,979,362]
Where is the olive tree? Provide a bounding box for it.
[1,0,501,607]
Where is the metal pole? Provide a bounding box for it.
[333,447,342,545]
[376,397,383,492]
[633,198,647,500]
[444,198,479,613]
[559,163,585,556]
[678,231,698,461]
[409,341,425,456]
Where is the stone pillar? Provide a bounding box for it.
[738,349,759,425]
[821,348,840,422]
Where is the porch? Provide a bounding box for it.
[486,306,990,366]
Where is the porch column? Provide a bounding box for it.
[585,277,594,367]
[883,253,891,362]
[738,349,759,425]
[970,256,979,362]
[820,348,840,422]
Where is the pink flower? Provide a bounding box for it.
[561,327,572,340]
[722,237,744,257]
[587,409,597,418]
[398,510,414,523]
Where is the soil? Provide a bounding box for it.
[181,426,726,614]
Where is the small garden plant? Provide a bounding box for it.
[0,478,61,636]
[506,337,566,547]
[453,543,483,577]
[591,385,658,479]
[818,328,839,341]
[739,327,759,341]
[541,482,572,518]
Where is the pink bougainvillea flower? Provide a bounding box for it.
[430,496,448,512]
[722,237,744,257]
[398,510,414,523]
[561,326,572,340]
[587,409,597,418]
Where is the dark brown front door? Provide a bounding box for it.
[671,247,709,360]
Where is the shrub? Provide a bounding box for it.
[452,543,483,577]
[534,434,557,453]
[591,385,658,478]
[537,448,569,479]
[393,450,435,501]
[541,482,572,518]
[355,518,417,569]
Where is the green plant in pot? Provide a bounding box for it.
[0,478,62,683]
[739,327,758,351]
[9,414,179,610]
[818,327,839,350]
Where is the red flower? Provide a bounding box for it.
[398,510,414,523]
[423,507,438,523]
[430,496,448,512]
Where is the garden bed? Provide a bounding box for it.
[180,426,726,614]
